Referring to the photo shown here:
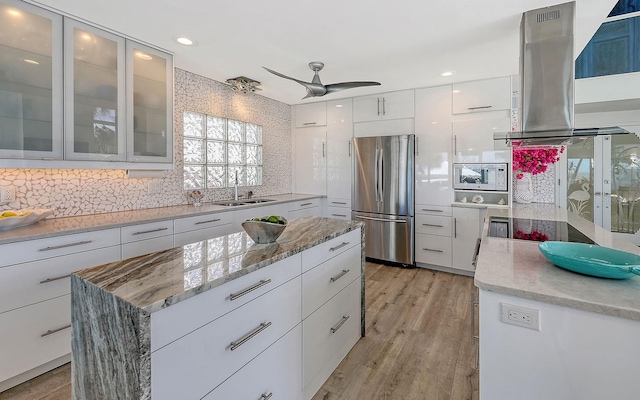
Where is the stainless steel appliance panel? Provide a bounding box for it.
[379,135,414,216]
[352,136,380,214]
[352,212,414,265]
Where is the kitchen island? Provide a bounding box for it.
[475,205,640,400]
[71,217,364,400]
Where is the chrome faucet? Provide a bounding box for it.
[234,171,239,201]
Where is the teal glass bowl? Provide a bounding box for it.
[538,241,640,279]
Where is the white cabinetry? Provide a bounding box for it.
[452,207,482,273]
[453,115,510,163]
[415,85,453,206]
[0,0,63,160]
[295,102,326,128]
[480,289,640,400]
[173,212,233,246]
[452,77,511,114]
[353,90,414,122]
[326,99,353,209]
[415,206,453,269]
[289,198,322,220]
[293,126,326,195]
[120,220,174,259]
[0,229,121,391]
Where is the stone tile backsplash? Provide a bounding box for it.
[0,69,292,218]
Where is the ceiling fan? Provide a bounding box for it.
[263,61,381,99]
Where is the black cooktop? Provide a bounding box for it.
[488,217,594,244]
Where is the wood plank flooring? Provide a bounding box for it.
[0,263,478,400]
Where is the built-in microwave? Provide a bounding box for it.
[453,163,508,191]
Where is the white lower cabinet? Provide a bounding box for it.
[303,277,362,400]
[203,324,302,400]
[151,277,302,400]
[121,220,174,259]
[326,206,351,220]
[0,295,71,383]
[289,198,322,220]
[416,234,452,268]
[452,207,482,273]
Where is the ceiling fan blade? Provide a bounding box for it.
[263,66,310,86]
[325,81,381,94]
[263,66,327,99]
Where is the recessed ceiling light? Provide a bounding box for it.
[7,9,21,17]
[441,71,454,77]
[335,104,343,108]
[81,33,92,41]
[452,89,460,93]
[175,36,196,46]
[135,51,153,61]
[432,121,437,124]
[23,59,39,65]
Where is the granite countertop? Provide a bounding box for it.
[74,216,363,313]
[475,204,640,321]
[0,193,322,245]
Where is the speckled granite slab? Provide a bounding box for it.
[71,217,364,400]
[475,204,640,321]
[0,193,321,245]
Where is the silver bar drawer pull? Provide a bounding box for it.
[132,227,168,236]
[38,240,92,252]
[468,105,492,110]
[195,218,221,225]
[260,393,273,400]
[423,223,444,228]
[229,279,272,301]
[300,202,313,207]
[332,214,347,218]
[302,122,316,126]
[41,324,71,337]
[230,322,272,351]
[423,248,444,253]
[40,274,72,284]
[330,269,350,283]
[330,315,350,334]
[330,242,349,251]
[422,209,443,213]
[331,201,347,205]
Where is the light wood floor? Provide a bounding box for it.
[0,263,478,400]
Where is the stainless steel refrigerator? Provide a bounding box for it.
[352,135,414,266]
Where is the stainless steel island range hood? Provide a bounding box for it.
[494,1,630,146]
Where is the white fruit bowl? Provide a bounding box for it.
[0,209,53,231]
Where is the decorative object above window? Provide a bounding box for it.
[183,112,262,190]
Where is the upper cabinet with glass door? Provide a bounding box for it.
[126,41,173,163]
[0,0,63,160]
[64,19,126,161]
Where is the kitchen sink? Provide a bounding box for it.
[241,199,275,204]
[213,201,247,207]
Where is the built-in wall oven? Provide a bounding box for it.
[453,163,508,191]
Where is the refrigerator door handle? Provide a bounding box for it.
[374,148,379,203]
[378,148,384,203]
[353,214,408,223]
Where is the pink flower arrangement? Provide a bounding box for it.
[514,230,549,242]
[512,146,564,179]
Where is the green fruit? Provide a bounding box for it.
[267,216,279,223]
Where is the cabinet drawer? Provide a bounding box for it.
[0,246,120,314]
[301,228,361,273]
[289,198,321,211]
[290,207,321,220]
[203,324,302,400]
[121,235,174,260]
[174,212,232,234]
[326,207,351,220]
[416,204,452,216]
[151,254,301,352]
[303,245,361,319]
[0,295,71,383]
[303,277,361,391]
[326,198,350,208]
[0,228,120,268]
[416,234,452,267]
[151,277,302,400]
[416,214,452,236]
[173,224,231,247]
[120,220,173,244]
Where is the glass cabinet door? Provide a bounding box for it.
[0,0,63,159]
[64,19,126,161]
[126,41,173,163]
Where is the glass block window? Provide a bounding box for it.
[183,111,262,190]
[576,1,640,78]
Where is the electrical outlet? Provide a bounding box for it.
[148,180,162,195]
[0,186,16,204]
[501,303,540,331]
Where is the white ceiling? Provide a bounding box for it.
[30,0,617,105]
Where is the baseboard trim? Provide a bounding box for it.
[415,262,475,277]
[0,353,70,393]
